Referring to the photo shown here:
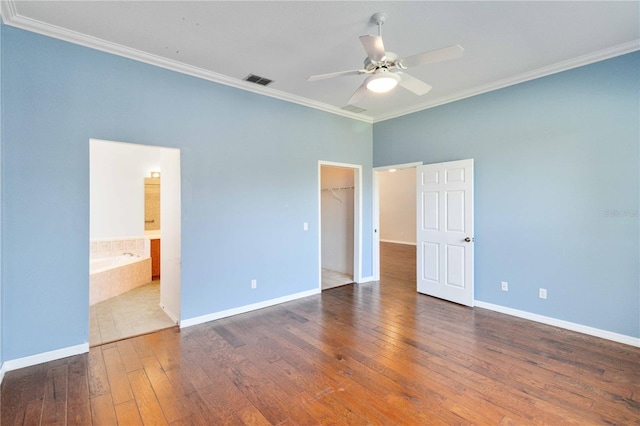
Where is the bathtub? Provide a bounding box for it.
[90,255,152,305]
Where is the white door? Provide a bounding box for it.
[160,148,181,323]
[416,159,474,306]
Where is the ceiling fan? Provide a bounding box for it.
[308,13,464,105]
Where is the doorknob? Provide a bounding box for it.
[464,237,472,242]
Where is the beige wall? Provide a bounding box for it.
[379,168,416,244]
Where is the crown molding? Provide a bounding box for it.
[374,39,640,123]
[1,1,637,125]
[0,1,374,124]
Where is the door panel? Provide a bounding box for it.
[417,159,474,306]
[423,191,439,230]
[446,244,465,288]
[423,242,440,282]
[446,191,465,232]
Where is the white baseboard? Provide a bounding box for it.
[357,276,377,283]
[2,343,90,376]
[380,239,416,246]
[180,288,321,329]
[475,300,640,348]
[0,362,6,385]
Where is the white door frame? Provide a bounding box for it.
[318,161,362,288]
[372,162,422,281]
[160,148,181,324]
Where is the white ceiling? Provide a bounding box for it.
[2,1,639,122]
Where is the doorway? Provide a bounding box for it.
[89,139,181,346]
[373,160,475,306]
[319,162,362,290]
[373,162,422,281]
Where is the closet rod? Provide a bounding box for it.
[320,186,354,191]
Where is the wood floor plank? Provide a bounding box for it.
[195,384,247,424]
[102,346,134,405]
[178,347,214,391]
[176,390,227,425]
[127,368,169,425]
[237,404,272,426]
[287,391,347,425]
[244,322,347,402]
[140,354,193,424]
[114,399,144,425]
[41,365,67,425]
[1,367,37,425]
[209,347,291,424]
[89,393,117,425]
[195,352,256,416]
[2,242,640,425]
[212,324,246,348]
[130,333,156,359]
[145,328,182,373]
[116,339,144,373]
[21,399,45,426]
[67,374,92,425]
[87,348,110,399]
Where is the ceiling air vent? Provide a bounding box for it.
[341,105,366,114]
[244,74,273,86]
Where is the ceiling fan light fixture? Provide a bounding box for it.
[366,72,400,93]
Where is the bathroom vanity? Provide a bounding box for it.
[150,238,160,279]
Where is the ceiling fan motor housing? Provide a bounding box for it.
[364,51,399,72]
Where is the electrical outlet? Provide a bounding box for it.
[251,279,257,289]
[303,222,309,231]
[501,281,508,291]
[539,288,547,299]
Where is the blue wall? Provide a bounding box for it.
[1,22,637,364]
[0,26,372,361]
[374,52,640,338]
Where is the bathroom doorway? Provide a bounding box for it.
[89,139,181,346]
[319,162,362,290]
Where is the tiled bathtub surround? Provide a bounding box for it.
[90,257,152,305]
[90,237,148,258]
[89,237,152,305]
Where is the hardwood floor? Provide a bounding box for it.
[2,242,640,424]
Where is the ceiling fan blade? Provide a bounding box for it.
[307,69,365,82]
[360,35,386,62]
[347,82,369,105]
[397,72,432,96]
[398,44,464,69]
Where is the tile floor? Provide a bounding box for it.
[89,280,176,346]
[321,268,354,290]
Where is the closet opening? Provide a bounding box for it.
[319,162,362,290]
